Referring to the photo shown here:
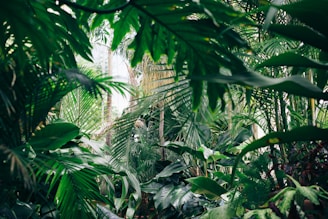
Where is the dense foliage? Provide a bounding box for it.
[1,0,328,218]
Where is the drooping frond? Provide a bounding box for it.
[59,67,130,136]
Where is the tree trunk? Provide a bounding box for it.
[105,49,112,146]
[125,61,138,109]
[159,101,165,160]
[307,70,316,126]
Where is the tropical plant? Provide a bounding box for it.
[0,0,133,218]
[3,0,328,218]
[141,161,206,219]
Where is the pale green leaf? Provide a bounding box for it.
[244,208,280,219]
[201,204,236,219]
[278,190,296,214]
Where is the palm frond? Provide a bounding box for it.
[89,0,250,109]
[0,144,35,189]
[0,0,92,69]
[34,145,119,217]
[59,67,131,136]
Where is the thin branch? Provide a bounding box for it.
[58,0,131,14]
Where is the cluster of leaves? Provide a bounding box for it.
[0,0,131,218]
[2,0,328,218]
[141,161,206,219]
[106,0,328,218]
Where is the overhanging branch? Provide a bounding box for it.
[58,0,131,14]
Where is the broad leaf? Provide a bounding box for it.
[277,0,328,37]
[256,52,328,70]
[153,183,175,211]
[154,161,187,180]
[29,123,80,151]
[278,189,296,215]
[192,70,328,100]
[55,169,106,218]
[244,208,281,219]
[287,175,320,205]
[167,143,207,161]
[264,187,296,215]
[268,24,328,52]
[201,204,236,219]
[198,145,228,161]
[186,176,227,200]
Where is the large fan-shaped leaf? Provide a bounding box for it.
[89,0,250,109]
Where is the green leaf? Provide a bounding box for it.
[107,0,248,109]
[268,24,328,52]
[244,208,281,219]
[55,169,105,218]
[114,177,129,211]
[287,175,320,205]
[198,145,228,161]
[154,161,187,180]
[278,0,328,37]
[316,51,328,89]
[141,181,163,194]
[201,204,236,219]
[239,126,328,163]
[167,143,207,161]
[265,187,296,215]
[130,16,152,66]
[170,186,193,209]
[111,6,139,51]
[153,183,175,211]
[207,82,223,111]
[256,52,328,69]
[191,70,328,100]
[213,172,231,183]
[191,80,203,110]
[316,69,328,90]
[29,122,80,151]
[278,189,296,214]
[186,176,227,200]
[167,143,228,162]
